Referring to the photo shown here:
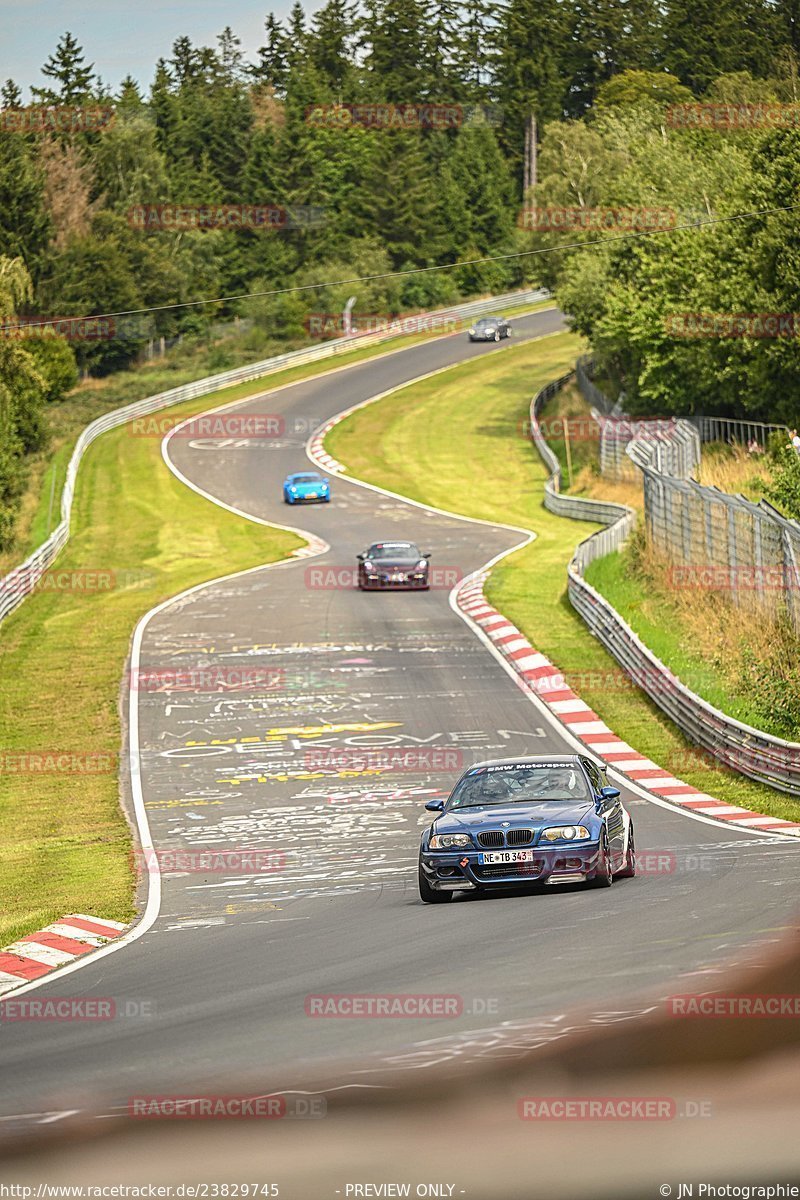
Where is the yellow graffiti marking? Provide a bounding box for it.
[184,722,401,747]
[220,768,386,785]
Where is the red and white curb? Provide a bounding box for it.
[308,422,345,475]
[0,914,129,996]
[456,574,800,836]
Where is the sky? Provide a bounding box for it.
[1,0,323,98]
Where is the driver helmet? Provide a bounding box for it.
[481,773,509,799]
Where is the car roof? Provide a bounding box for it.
[287,471,321,478]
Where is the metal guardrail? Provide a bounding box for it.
[0,288,548,628]
[529,368,634,530]
[530,369,800,797]
[626,418,701,479]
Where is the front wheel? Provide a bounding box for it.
[419,865,453,903]
[590,834,613,888]
[617,824,636,878]
[493,331,500,342]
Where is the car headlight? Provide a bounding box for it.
[541,825,590,842]
[469,327,476,335]
[416,559,427,570]
[363,560,376,573]
[429,833,471,849]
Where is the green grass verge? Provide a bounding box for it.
[583,545,796,740]
[326,332,799,823]
[0,384,306,947]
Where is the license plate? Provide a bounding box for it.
[306,492,317,498]
[391,573,404,581]
[478,850,534,864]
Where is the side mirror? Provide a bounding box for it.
[423,551,432,558]
[356,554,364,561]
[599,786,621,801]
[425,799,445,812]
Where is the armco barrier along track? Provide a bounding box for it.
[529,369,800,797]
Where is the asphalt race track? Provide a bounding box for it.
[1,307,799,1138]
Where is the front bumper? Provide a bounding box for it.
[420,844,602,890]
[291,491,329,503]
[361,572,429,590]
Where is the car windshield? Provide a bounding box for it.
[367,543,419,559]
[291,474,322,484]
[475,319,497,327]
[447,765,591,808]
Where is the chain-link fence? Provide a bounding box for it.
[643,469,800,634]
[689,414,787,449]
[533,365,800,795]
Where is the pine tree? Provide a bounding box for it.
[33,32,96,104]
[423,0,462,97]
[310,0,357,91]
[663,0,780,93]
[452,0,499,99]
[362,0,432,100]
[494,0,572,170]
[286,3,311,72]
[217,26,245,84]
[254,15,290,93]
[0,133,51,273]
[1,80,22,109]
[170,36,201,87]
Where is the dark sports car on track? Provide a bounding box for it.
[418,754,635,902]
[282,471,330,504]
[467,316,512,342]
[357,541,431,590]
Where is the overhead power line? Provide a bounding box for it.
[12,201,800,332]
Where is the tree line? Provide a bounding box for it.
[1,0,800,547]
